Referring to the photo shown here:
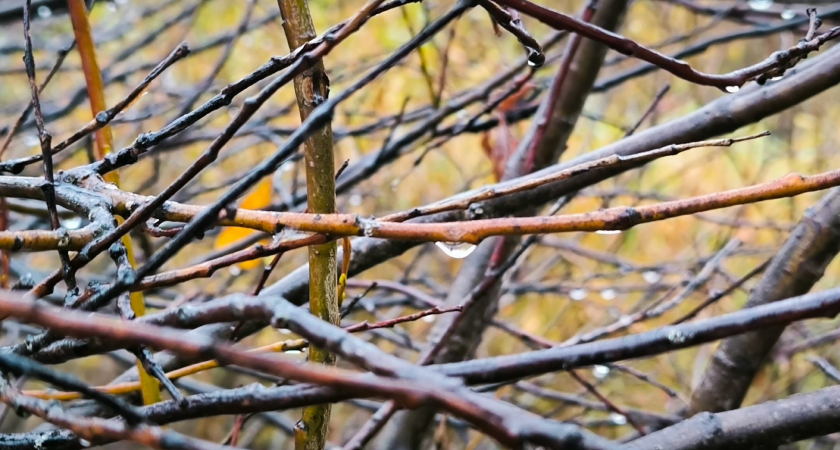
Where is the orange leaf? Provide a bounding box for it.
[214,178,273,269]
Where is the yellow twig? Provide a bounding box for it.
[66,0,160,406]
[337,237,351,306]
[23,339,308,401]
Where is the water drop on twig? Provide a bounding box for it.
[643,270,661,284]
[435,241,477,259]
[610,413,628,425]
[592,365,610,379]
[747,0,773,11]
[725,85,740,93]
[600,289,617,301]
[596,229,621,235]
[570,289,587,301]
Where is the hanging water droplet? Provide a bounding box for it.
[526,49,545,68]
[725,86,740,93]
[596,229,621,235]
[24,134,39,146]
[769,75,783,81]
[78,439,91,448]
[281,161,295,172]
[37,5,52,18]
[618,315,633,326]
[228,266,242,276]
[349,194,363,206]
[62,217,83,230]
[435,241,477,259]
[285,349,302,355]
[423,315,436,323]
[781,9,795,19]
[747,0,773,11]
[279,328,292,335]
[600,289,617,301]
[592,365,610,379]
[642,270,661,284]
[569,289,587,301]
[610,413,628,425]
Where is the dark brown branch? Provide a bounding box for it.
[494,0,840,91]
[690,188,840,414]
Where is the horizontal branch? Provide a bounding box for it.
[0,290,620,450]
[143,167,840,244]
[494,0,840,90]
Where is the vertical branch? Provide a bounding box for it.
[65,0,161,406]
[0,198,7,289]
[277,1,338,449]
[22,0,74,292]
[690,187,840,414]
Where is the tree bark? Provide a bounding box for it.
[633,384,840,450]
[690,187,840,414]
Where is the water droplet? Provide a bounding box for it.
[37,5,52,18]
[526,49,545,68]
[781,9,795,20]
[592,365,610,379]
[228,266,242,276]
[769,75,783,81]
[570,289,587,301]
[24,135,39,146]
[667,327,687,344]
[62,217,82,230]
[618,315,633,326]
[78,439,91,448]
[642,271,661,284]
[725,86,740,93]
[349,194,363,206]
[747,0,773,11]
[281,161,294,172]
[610,413,627,425]
[285,349,302,354]
[435,241,477,259]
[600,289,617,301]
[596,230,621,235]
[361,219,379,237]
[279,328,292,335]
[106,1,117,12]
[422,315,435,323]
